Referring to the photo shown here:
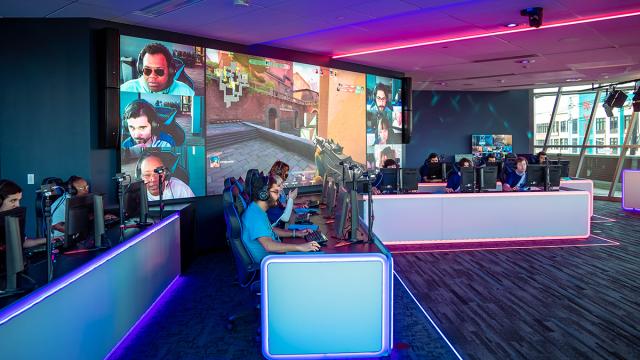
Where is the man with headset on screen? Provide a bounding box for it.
[367,83,394,143]
[121,99,174,148]
[120,43,195,96]
[137,152,195,201]
[241,175,319,263]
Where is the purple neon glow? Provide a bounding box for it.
[105,276,183,360]
[622,169,640,212]
[261,253,391,359]
[394,272,463,360]
[0,213,180,326]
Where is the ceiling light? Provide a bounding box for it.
[234,0,249,6]
[516,59,533,64]
[333,9,640,59]
[505,23,518,28]
[565,78,582,82]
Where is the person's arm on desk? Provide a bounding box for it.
[273,227,311,238]
[258,236,320,253]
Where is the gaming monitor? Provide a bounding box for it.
[0,207,26,294]
[472,134,513,159]
[335,186,350,238]
[424,163,444,181]
[400,168,419,192]
[548,165,562,190]
[123,180,149,224]
[64,194,105,248]
[380,168,398,193]
[477,166,498,191]
[460,167,476,193]
[525,165,546,189]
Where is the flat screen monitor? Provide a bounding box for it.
[558,160,570,178]
[335,186,350,238]
[326,180,337,212]
[471,134,513,159]
[64,194,105,248]
[400,168,419,192]
[424,163,443,181]
[548,165,562,189]
[0,207,26,291]
[477,166,498,191]
[525,165,546,189]
[460,167,476,193]
[124,180,149,224]
[380,168,398,193]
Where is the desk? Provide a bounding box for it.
[261,197,393,359]
[418,181,504,193]
[361,190,590,244]
[560,178,594,216]
[622,169,640,212]
[0,214,181,360]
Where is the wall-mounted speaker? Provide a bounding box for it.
[97,28,120,148]
[401,77,412,144]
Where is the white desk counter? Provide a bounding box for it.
[362,190,590,244]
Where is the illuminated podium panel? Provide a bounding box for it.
[261,253,391,359]
[622,170,640,212]
[362,191,590,244]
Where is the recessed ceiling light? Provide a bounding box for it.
[505,23,519,27]
[565,78,582,82]
[437,82,446,86]
[516,59,535,64]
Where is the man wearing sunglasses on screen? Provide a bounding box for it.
[121,43,195,96]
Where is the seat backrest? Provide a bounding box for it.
[224,203,259,286]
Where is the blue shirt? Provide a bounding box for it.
[446,171,461,192]
[120,77,195,96]
[504,171,527,189]
[241,202,281,263]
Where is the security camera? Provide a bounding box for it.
[520,7,543,28]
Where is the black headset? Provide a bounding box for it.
[257,175,269,202]
[66,175,83,196]
[136,43,176,85]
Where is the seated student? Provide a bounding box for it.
[266,161,298,226]
[0,179,46,248]
[372,159,398,195]
[51,176,118,237]
[419,153,440,182]
[241,175,319,263]
[535,151,548,164]
[503,157,528,192]
[138,152,195,201]
[445,158,472,193]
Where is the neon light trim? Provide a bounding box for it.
[0,213,180,326]
[333,9,640,58]
[104,276,182,359]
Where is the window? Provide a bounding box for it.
[595,118,606,134]
[536,124,548,134]
[610,117,619,132]
[595,138,605,154]
[572,119,578,134]
[572,138,578,154]
[560,121,567,133]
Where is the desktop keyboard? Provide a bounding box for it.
[305,230,328,246]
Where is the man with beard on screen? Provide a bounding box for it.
[122,99,174,148]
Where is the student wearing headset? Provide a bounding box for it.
[120,43,195,96]
[137,152,195,201]
[241,175,319,263]
[121,99,175,149]
[0,179,47,248]
[266,161,297,226]
[50,176,117,237]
